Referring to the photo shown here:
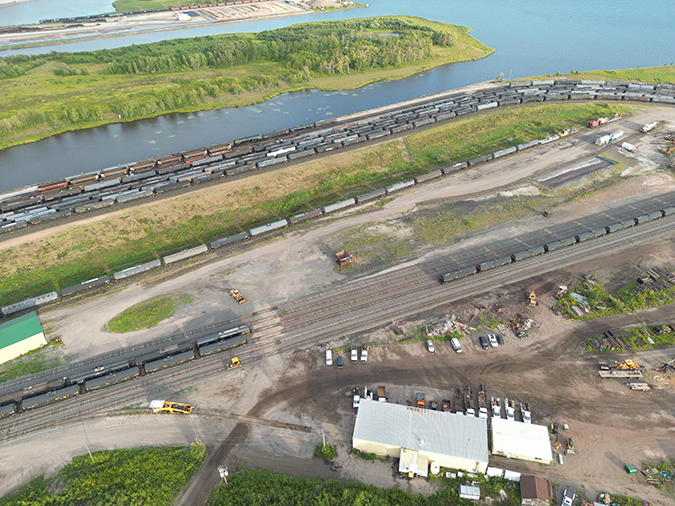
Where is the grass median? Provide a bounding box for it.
[0,102,636,305]
[106,294,193,333]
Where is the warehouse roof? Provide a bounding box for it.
[491,418,553,463]
[353,399,488,463]
[520,475,551,502]
[0,312,44,351]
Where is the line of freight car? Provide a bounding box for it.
[1,82,669,232]
[0,325,251,418]
[439,206,675,283]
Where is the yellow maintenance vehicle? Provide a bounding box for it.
[528,290,537,306]
[616,360,640,370]
[149,400,194,414]
[229,289,247,305]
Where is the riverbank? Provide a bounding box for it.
[0,16,494,151]
[525,66,675,85]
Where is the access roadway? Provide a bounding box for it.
[2,206,675,441]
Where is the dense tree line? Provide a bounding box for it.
[0,17,455,80]
[209,468,521,506]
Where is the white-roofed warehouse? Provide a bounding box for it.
[491,418,553,465]
[353,399,489,475]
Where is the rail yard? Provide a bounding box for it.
[1,78,675,505]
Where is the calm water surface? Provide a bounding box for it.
[0,0,673,191]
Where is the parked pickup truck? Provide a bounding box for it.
[361,345,368,363]
[378,385,386,403]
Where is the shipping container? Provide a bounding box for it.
[288,208,322,225]
[163,245,208,265]
[414,170,443,184]
[198,333,248,357]
[386,180,415,193]
[144,351,194,373]
[441,265,476,283]
[322,198,356,215]
[60,275,111,297]
[22,384,80,410]
[355,189,386,204]
[113,259,162,280]
[209,231,249,249]
[84,368,138,390]
[249,219,288,237]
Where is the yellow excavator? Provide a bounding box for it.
[229,289,247,305]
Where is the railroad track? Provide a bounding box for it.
[2,214,675,442]
[104,407,311,433]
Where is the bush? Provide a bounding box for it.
[314,442,337,460]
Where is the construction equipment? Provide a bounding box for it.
[335,250,356,267]
[441,399,451,412]
[229,289,247,305]
[616,359,640,370]
[566,437,575,454]
[553,285,568,300]
[527,290,537,306]
[228,357,242,369]
[416,392,425,408]
[550,422,559,434]
[658,358,675,373]
[149,400,194,414]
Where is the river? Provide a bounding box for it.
[0,0,673,192]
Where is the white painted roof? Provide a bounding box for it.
[491,418,553,462]
[353,399,489,463]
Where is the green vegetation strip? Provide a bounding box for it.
[106,294,193,333]
[209,467,521,506]
[0,354,64,384]
[527,65,675,85]
[0,102,633,306]
[558,272,675,326]
[0,444,205,506]
[0,16,493,150]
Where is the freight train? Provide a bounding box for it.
[0,325,249,419]
[2,79,673,233]
[440,207,675,283]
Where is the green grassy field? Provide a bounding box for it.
[0,445,205,506]
[0,16,493,150]
[106,294,193,333]
[525,65,675,84]
[0,102,634,306]
[0,354,64,384]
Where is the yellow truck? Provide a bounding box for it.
[149,400,193,414]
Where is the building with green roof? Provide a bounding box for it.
[0,312,47,365]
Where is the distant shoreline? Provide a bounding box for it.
[0,0,35,8]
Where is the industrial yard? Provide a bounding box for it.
[1,82,675,504]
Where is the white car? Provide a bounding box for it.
[351,348,358,362]
[488,333,498,348]
[450,338,462,353]
[427,340,435,352]
[325,350,333,366]
[561,488,575,506]
[361,345,368,363]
